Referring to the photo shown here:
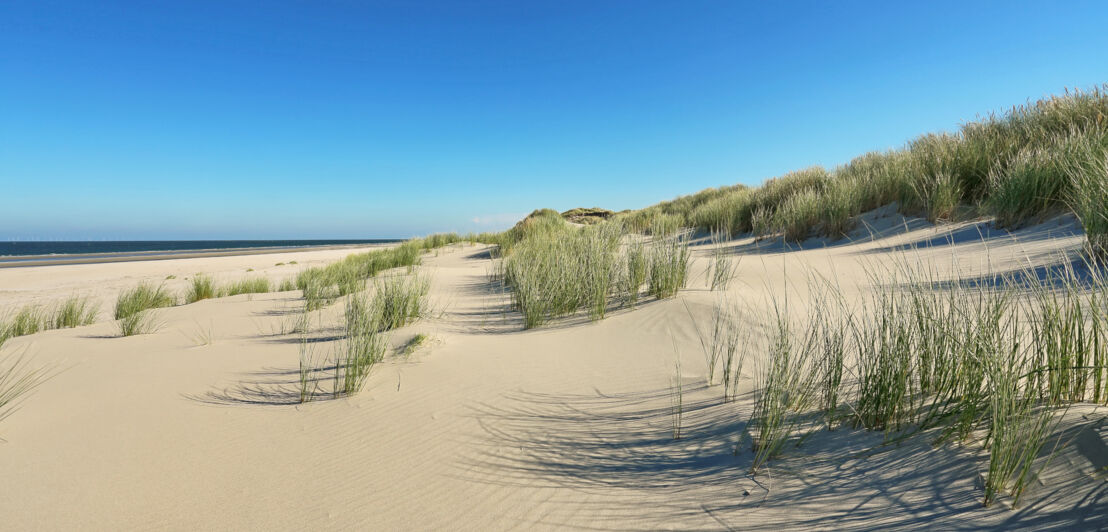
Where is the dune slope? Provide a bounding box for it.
[1,217,1106,530]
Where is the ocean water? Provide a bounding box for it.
[0,240,400,258]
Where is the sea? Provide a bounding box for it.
[0,240,400,263]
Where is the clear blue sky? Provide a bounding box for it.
[2,1,1107,240]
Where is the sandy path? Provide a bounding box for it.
[2,217,1106,530]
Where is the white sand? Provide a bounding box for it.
[1,216,1105,530]
[0,244,396,321]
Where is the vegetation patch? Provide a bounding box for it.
[608,86,1108,252]
[561,207,614,225]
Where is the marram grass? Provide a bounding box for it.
[114,283,175,336]
[613,85,1108,250]
[735,252,1105,508]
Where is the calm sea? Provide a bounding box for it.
[0,240,400,258]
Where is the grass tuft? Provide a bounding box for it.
[185,275,217,303]
[647,227,690,300]
[114,283,174,336]
[220,277,271,297]
[336,291,389,396]
[0,350,51,432]
[373,273,431,331]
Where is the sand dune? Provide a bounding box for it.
[2,219,1106,530]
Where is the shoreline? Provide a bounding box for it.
[0,243,393,268]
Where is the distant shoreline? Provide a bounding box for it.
[0,242,396,268]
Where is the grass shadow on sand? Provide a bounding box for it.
[457,387,1108,530]
[183,363,346,406]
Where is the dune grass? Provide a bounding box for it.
[1063,128,1108,258]
[400,333,428,357]
[983,345,1062,508]
[732,250,1108,508]
[277,278,296,292]
[114,283,175,320]
[647,227,690,300]
[624,240,648,307]
[295,269,429,401]
[707,229,737,292]
[220,277,271,297]
[670,345,683,440]
[182,320,214,347]
[0,350,51,433]
[290,234,461,311]
[749,311,814,473]
[0,296,100,348]
[185,275,217,303]
[719,302,752,403]
[49,296,98,329]
[336,291,389,396]
[687,296,749,394]
[295,306,320,403]
[8,306,45,337]
[114,283,175,336]
[614,86,1108,251]
[373,273,431,331]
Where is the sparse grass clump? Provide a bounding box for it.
[400,333,428,357]
[733,251,1108,511]
[749,313,814,473]
[0,350,50,431]
[624,241,648,307]
[670,346,683,440]
[183,320,214,347]
[185,275,217,303]
[8,307,45,337]
[114,283,175,320]
[50,296,98,329]
[220,277,271,297]
[373,273,431,331]
[116,309,160,337]
[0,296,99,346]
[647,227,690,300]
[288,236,458,311]
[982,345,1060,508]
[687,296,749,394]
[297,268,339,310]
[114,283,174,336]
[336,291,389,396]
[706,229,736,291]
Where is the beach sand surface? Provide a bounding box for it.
[2,214,1106,530]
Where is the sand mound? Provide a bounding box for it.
[1,222,1106,530]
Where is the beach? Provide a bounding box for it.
[1,214,1104,530]
[0,243,395,324]
[7,3,1107,529]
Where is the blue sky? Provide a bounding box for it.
[2,1,1107,240]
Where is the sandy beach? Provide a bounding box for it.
[0,243,396,327]
[2,214,1104,530]
[7,3,1107,529]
